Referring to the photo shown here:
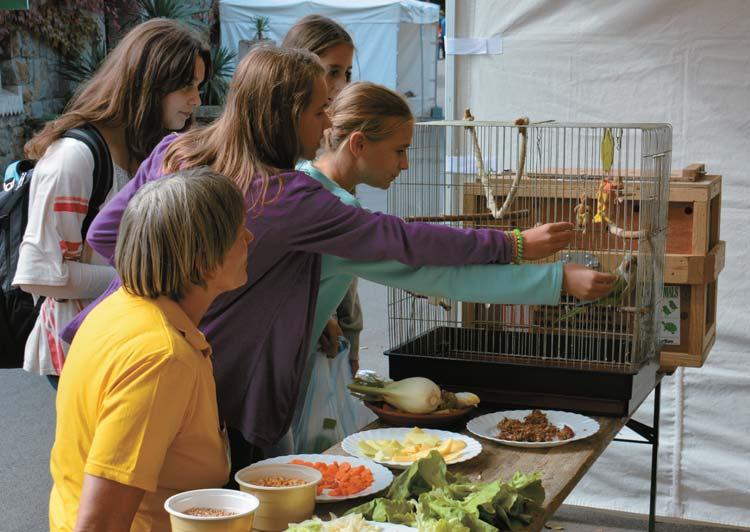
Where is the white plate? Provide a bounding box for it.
[251,454,393,502]
[367,523,416,531]
[466,410,600,448]
[341,427,482,469]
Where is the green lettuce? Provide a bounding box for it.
[345,498,416,525]
[386,450,463,500]
[345,452,545,532]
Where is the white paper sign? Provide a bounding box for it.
[446,36,503,55]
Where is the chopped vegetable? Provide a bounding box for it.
[290,460,374,497]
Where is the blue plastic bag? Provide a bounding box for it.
[289,338,375,454]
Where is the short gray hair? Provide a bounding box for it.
[115,167,247,300]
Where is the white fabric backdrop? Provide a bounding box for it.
[452,0,750,527]
[219,0,438,116]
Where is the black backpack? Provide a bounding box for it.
[0,124,113,368]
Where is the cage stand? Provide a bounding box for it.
[613,380,661,531]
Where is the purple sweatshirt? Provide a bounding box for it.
[63,135,511,447]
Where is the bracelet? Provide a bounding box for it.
[513,228,524,264]
[505,231,518,263]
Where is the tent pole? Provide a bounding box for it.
[445,0,456,120]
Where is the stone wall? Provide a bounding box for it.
[0,30,75,168]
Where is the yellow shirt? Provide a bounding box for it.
[49,288,230,532]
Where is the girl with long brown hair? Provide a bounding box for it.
[282,14,354,102]
[282,14,359,369]
[63,46,609,475]
[14,18,210,382]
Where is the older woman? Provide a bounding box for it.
[48,168,252,532]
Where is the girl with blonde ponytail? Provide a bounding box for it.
[290,82,615,452]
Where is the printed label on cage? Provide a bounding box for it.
[657,285,680,344]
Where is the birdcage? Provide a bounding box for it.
[385,116,671,416]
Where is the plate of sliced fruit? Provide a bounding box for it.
[341,427,481,469]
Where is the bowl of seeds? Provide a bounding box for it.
[164,488,259,532]
[235,463,322,531]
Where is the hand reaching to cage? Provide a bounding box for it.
[521,222,576,260]
[562,263,617,301]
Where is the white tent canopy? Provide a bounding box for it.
[219,0,439,117]
[449,0,750,528]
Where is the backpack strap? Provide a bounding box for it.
[61,125,113,240]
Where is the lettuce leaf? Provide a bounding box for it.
[386,450,464,500]
[344,498,416,525]
[346,454,545,532]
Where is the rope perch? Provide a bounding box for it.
[464,109,529,220]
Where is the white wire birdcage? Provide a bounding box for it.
[386,118,671,374]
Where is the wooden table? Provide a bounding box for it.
[318,414,628,532]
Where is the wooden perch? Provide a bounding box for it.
[607,223,646,239]
[404,209,529,223]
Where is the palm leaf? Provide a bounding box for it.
[202,45,237,105]
[133,0,208,32]
[58,39,108,85]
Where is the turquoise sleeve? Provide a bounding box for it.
[330,259,563,306]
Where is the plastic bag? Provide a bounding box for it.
[291,337,375,454]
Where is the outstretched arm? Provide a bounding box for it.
[330,259,564,306]
[282,174,513,267]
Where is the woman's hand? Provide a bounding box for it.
[521,222,575,260]
[319,318,343,358]
[562,263,617,301]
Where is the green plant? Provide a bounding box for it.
[0,0,107,59]
[202,45,236,106]
[250,15,270,40]
[58,38,107,85]
[132,0,208,32]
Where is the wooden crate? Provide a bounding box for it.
[457,165,724,369]
[660,168,724,369]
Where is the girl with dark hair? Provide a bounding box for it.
[14,18,211,380]
[282,14,360,370]
[282,14,354,101]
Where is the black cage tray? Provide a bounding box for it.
[385,326,659,417]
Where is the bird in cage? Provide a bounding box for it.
[556,256,637,322]
[593,177,615,224]
[574,193,591,233]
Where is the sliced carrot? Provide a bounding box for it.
[286,459,374,496]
